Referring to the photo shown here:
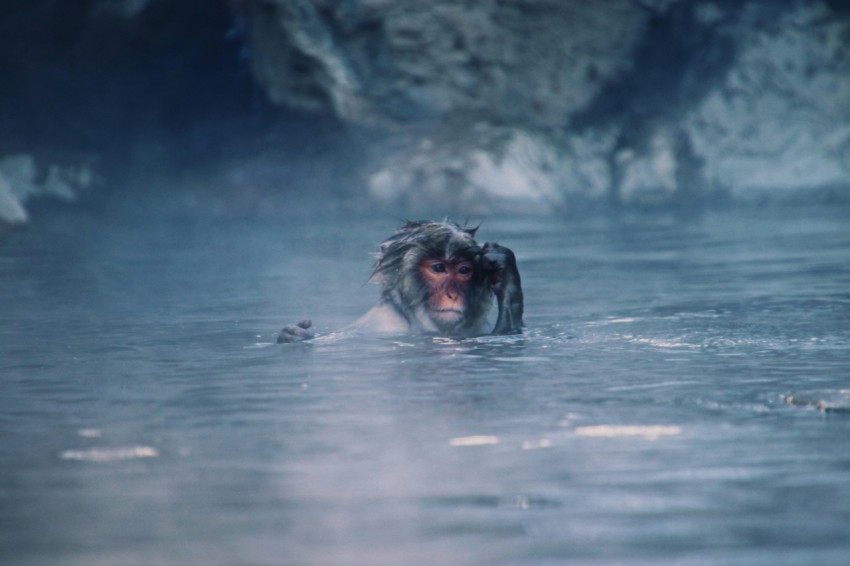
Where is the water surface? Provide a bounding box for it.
[2,204,850,565]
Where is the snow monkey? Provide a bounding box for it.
[278,220,524,343]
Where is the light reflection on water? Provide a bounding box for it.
[1,204,850,565]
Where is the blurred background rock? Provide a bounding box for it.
[2,0,848,231]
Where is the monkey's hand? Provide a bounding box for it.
[481,242,524,335]
[277,319,315,343]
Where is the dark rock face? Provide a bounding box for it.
[246,0,850,211]
[248,0,645,127]
[0,0,256,228]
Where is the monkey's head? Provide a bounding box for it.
[371,220,493,335]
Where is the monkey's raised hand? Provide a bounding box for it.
[277,319,315,343]
[481,242,524,335]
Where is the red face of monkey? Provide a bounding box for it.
[370,220,493,336]
[419,256,476,324]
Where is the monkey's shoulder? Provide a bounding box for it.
[349,302,411,337]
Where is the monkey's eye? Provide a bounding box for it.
[430,262,447,273]
[458,265,473,275]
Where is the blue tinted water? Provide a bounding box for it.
[1,203,849,565]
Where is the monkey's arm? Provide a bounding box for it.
[278,303,411,343]
[481,242,524,335]
[277,319,315,343]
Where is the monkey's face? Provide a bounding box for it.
[372,220,492,335]
[419,256,476,327]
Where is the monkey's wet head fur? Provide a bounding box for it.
[370,220,492,334]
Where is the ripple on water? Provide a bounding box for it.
[784,389,850,414]
[59,446,159,462]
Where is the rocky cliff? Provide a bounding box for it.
[247,0,850,212]
[2,0,848,230]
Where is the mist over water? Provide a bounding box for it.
[2,200,849,565]
[2,3,850,563]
